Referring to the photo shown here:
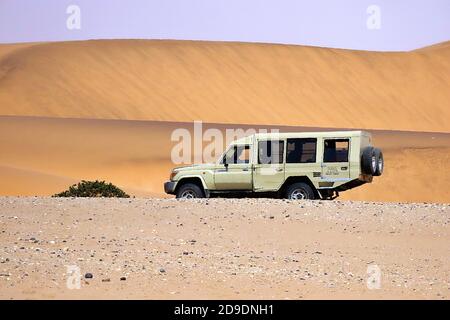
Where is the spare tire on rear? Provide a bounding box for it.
[361,146,377,175]
[373,148,384,176]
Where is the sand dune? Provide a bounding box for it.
[1,116,449,203]
[0,40,449,132]
[0,116,174,197]
[341,148,450,203]
[0,165,76,196]
[0,40,448,202]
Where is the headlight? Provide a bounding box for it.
[169,171,177,181]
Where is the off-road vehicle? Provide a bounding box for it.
[164,131,383,200]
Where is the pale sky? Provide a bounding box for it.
[0,0,449,51]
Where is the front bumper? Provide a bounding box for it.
[164,181,177,194]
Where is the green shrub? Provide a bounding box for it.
[53,180,130,198]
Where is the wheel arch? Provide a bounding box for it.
[175,176,207,194]
[279,176,319,198]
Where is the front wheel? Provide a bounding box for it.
[176,183,205,199]
[285,183,315,200]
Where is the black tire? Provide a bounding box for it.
[373,148,384,176]
[285,182,315,200]
[361,146,377,175]
[176,183,205,199]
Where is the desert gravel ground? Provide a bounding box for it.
[0,197,449,300]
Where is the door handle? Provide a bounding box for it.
[276,168,283,172]
[242,168,249,171]
[341,166,348,170]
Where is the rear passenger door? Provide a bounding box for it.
[285,137,320,180]
[321,138,350,181]
[253,140,285,191]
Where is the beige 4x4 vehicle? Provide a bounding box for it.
[164,131,383,200]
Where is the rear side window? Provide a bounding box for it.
[286,138,317,163]
[258,140,284,164]
[323,139,349,162]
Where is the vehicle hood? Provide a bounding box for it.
[173,163,217,171]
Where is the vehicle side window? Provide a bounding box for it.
[222,145,250,164]
[323,139,349,162]
[238,146,251,164]
[286,138,317,163]
[258,140,284,164]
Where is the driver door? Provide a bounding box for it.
[214,144,253,190]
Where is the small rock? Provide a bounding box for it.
[120,276,127,281]
[84,273,93,279]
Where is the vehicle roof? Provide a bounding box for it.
[231,130,370,144]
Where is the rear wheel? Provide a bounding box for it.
[176,183,205,199]
[285,183,315,200]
